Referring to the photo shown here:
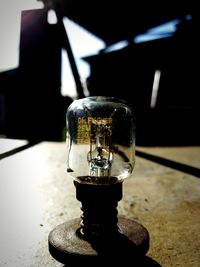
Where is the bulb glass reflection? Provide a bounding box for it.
[66,96,135,184]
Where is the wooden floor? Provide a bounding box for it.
[0,139,200,266]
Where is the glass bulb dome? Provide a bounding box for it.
[66,96,135,185]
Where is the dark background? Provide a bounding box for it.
[0,0,199,145]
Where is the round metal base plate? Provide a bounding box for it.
[48,216,149,265]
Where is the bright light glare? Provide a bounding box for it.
[148,19,180,35]
[61,49,77,99]
[63,17,105,58]
[61,50,91,99]
[150,70,161,108]
[134,33,173,43]
[134,19,180,43]
[0,0,43,72]
[62,17,105,98]
[47,9,57,25]
[104,40,128,53]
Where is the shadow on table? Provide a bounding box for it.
[63,256,162,267]
[52,222,162,267]
[136,150,200,178]
[61,232,161,267]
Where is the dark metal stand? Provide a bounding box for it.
[48,181,149,265]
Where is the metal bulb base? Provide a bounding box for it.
[48,181,149,265]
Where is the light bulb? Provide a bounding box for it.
[66,96,135,185]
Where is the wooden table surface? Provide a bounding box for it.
[0,139,200,267]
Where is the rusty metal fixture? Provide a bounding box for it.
[48,182,149,265]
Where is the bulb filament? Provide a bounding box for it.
[87,120,113,177]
